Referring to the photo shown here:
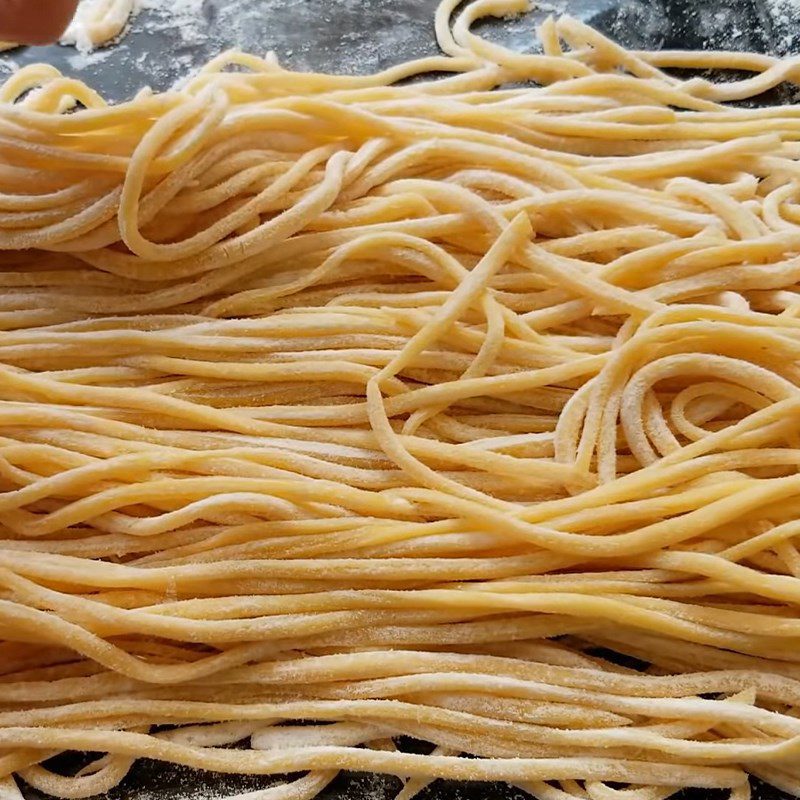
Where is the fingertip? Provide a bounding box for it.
[0,0,81,46]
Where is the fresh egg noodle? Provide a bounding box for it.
[2,1,800,798]
[60,0,137,52]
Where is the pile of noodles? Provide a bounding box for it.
[2,1,800,798]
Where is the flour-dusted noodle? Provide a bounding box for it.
[60,0,137,52]
[2,1,800,799]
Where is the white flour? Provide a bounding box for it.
[138,0,206,46]
[764,0,800,54]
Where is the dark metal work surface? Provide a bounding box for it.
[0,0,795,99]
[8,0,800,798]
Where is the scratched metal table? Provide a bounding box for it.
[6,0,799,797]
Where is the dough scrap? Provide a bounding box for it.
[59,0,137,53]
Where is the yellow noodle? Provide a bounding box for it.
[4,1,800,799]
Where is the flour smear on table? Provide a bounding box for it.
[764,0,800,54]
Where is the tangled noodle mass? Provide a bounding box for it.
[2,1,800,798]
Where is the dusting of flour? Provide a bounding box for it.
[764,0,800,54]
